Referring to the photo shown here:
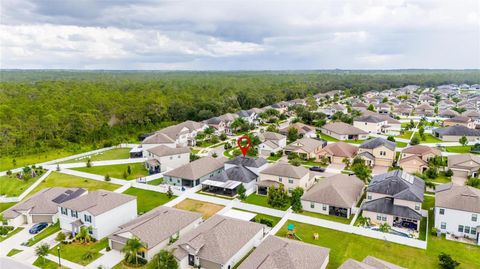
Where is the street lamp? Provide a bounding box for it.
[57,246,61,268]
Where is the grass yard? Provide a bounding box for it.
[28,222,61,246]
[0,202,16,212]
[276,220,480,269]
[233,208,282,227]
[445,146,474,154]
[267,155,281,161]
[318,133,339,142]
[123,187,175,214]
[0,174,43,197]
[6,248,23,257]
[29,172,120,197]
[243,193,290,211]
[223,148,236,158]
[112,261,146,269]
[146,178,163,185]
[0,227,24,242]
[72,163,148,180]
[60,148,131,163]
[33,257,70,269]
[174,199,224,219]
[344,139,367,144]
[396,131,413,140]
[50,238,109,266]
[396,141,408,148]
[431,172,452,184]
[300,210,352,224]
[415,133,442,144]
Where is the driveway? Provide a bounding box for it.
[0,224,35,256]
[327,163,346,171]
[372,166,389,175]
[451,176,466,186]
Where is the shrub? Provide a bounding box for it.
[431,227,438,236]
[438,253,460,269]
[105,174,111,181]
[106,246,111,252]
[257,218,273,227]
[445,169,453,177]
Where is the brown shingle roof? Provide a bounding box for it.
[302,174,364,208]
[435,183,480,213]
[147,145,190,157]
[164,156,226,180]
[321,122,367,135]
[318,142,358,158]
[260,162,309,179]
[59,190,136,216]
[401,145,441,156]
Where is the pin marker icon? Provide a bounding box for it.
[237,136,251,157]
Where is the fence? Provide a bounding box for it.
[0,170,53,203]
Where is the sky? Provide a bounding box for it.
[1,0,479,70]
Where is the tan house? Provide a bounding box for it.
[279,122,316,138]
[284,137,326,159]
[317,142,358,164]
[447,154,480,182]
[443,116,476,129]
[145,145,191,174]
[257,162,314,195]
[353,115,387,134]
[339,256,406,269]
[398,145,441,174]
[358,137,396,167]
[320,122,368,141]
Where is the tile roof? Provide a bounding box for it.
[302,174,364,208]
[59,190,136,216]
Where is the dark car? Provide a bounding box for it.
[309,166,325,172]
[29,222,48,234]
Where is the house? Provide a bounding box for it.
[432,125,480,142]
[462,110,480,121]
[352,102,368,111]
[320,122,368,141]
[301,174,364,218]
[169,215,265,269]
[415,103,435,117]
[399,145,441,174]
[353,115,387,134]
[58,190,137,239]
[443,116,476,129]
[279,122,316,138]
[258,132,287,156]
[257,162,314,195]
[163,156,227,187]
[434,183,480,245]
[339,256,406,269]
[447,154,480,182]
[358,137,396,167]
[144,145,190,174]
[317,142,358,164]
[362,111,402,134]
[108,206,203,260]
[3,187,86,226]
[393,105,413,117]
[270,102,289,113]
[237,235,330,269]
[375,103,391,114]
[237,109,258,124]
[363,170,424,232]
[201,156,268,196]
[439,109,460,119]
[284,137,326,160]
[205,113,239,135]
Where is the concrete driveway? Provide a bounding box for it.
[451,176,466,186]
[0,224,35,256]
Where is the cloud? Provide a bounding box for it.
[0,0,479,69]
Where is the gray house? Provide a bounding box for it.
[432,125,480,142]
[163,156,227,187]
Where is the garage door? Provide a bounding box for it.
[452,170,468,179]
[111,240,125,251]
[31,215,53,223]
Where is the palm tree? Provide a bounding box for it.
[357,216,370,228]
[122,236,147,266]
[148,250,178,269]
[379,223,391,233]
[75,226,93,244]
[35,243,49,264]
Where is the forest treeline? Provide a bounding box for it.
[0,70,479,157]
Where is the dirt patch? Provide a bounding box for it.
[174,198,224,219]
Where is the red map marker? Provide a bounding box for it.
[237,136,251,157]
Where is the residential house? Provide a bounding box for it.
[163,156,227,187]
[109,206,203,260]
[339,256,406,269]
[353,115,387,134]
[257,162,314,195]
[399,145,441,174]
[358,137,396,167]
[375,103,391,114]
[443,116,476,129]
[415,103,435,117]
[205,113,239,135]
[284,137,326,160]
[447,154,480,182]
[279,122,316,138]
[320,122,368,141]
[237,235,330,269]
[258,132,287,156]
[352,102,368,111]
[237,109,258,124]
[362,111,402,134]
[433,125,480,142]
[434,183,480,245]
[301,174,364,218]
[363,170,424,232]
[270,101,289,113]
[201,156,268,196]
[58,190,137,239]
[169,215,265,269]
[145,145,190,174]
[439,109,460,119]
[462,110,480,122]
[4,187,86,226]
[393,104,413,117]
[317,142,358,165]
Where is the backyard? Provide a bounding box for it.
[174,199,224,219]
[300,210,352,224]
[396,131,413,140]
[243,193,291,211]
[414,133,442,143]
[233,208,282,227]
[445,146,476,154]
[0,173,43,197]
[72,163,149,180]
[122,187,175,214]
[146,178,163,185]
[49,238,109,266]
[60,148,131,163]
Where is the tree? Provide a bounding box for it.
[367,104,375,111]
[267,184,289,208]
[287,127,299,142]
[418,126,425,141]
[82,250,95,261]
[148,250,178,269]
[123,236,147,266]
[290,187,304,213]
[357,216,370,227]
[382,97,388,103]
[219,133,227,141]
[55,231,66,242]
[105,174,111,181]
[445,169,453,177]
[387,136,395,142]
[76,226,93,244]
[127,165,132,175]
[459,136,468,147]
[123,170,129,179]
[290,158,301,166]
[410,136,420,145]
[86,158,92,167]
[35,243,50,264]
[166,186,174,199]
[342,158,351,168]
[379,223,391,233]
[438,253,460,269]
[204,127,214,135]
[351,158,372,183]
[266,124,279,133]
[237,184,246,200]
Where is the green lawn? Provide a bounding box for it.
[276,220,480,269]
[223,148,236,158]
[414,133,442,143]
[123,187,176,214]
[431,172,451,184]
[29,172,120,197]
[72,163,148,180]
[396,131,413,140]
[60,148,131,163]
[243,193,290,211]
[50,238,109,266]
[33,257,70,269]
[233,208,282,227]
[0,227,24,242]
[300,210,352,224]
[318,133,339,142]
[396,141,408,148]
[0,202,16,212]
[6,248,23,257]
[445,146,473,154]
[112,261,146,269]
[28,222,61,246]
[147,178,163,185]
[267,155,281,161]
[345,139,367,144]
[0,173,43,197]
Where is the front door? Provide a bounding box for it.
[188,254,195,266]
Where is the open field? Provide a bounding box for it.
[0,148,90,171]
[174,199,224,219]
[0,173,43,197]
[72,163,148,180]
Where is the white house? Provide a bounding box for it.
[58,191,137,239]
[145,145,190,174]
[353,115,387,134]
[258,132,287,156]
[434,183,480,245]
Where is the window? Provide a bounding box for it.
[377,215,382,221]
[88,226,93,235]
[439,208,445,215]
[70,210,78,218]
[458,225,464,233]
[279,177,282,182]
[288,179,293,184]
[415,205,420,211]
[471,228,476,235]
[178,155,181,158]
[310,202,315,208]
[61,207,67,215]
[440,222,446,229]
[322,205,327,211]
[170,156,173,160]
[84,215,92,223]
[382,216,387,221]
[288,188,293,193]
[464,226,470,234]
[367,195,372,200]
[472,214,478,222]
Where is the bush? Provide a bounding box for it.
[106,246,111,252]
[445,169,453,177]
[431,227,438,236]
[410,136,420,145]
[438,253,460,269]
[257,218,273,227]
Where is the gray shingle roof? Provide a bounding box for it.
[354,115,385,123]
[435,183,480,213]
[59,190,136,216]
[321,122,368,135]
[362,197,422,220]
[360,137,396,151]
[367,170,424,202]
[433,125,480,137]
[225,156,267,168]
[209,165,258,183]
[164,156,226,180]
[302,174,364,208]
[147,145,190,157]
[261,162,309,179]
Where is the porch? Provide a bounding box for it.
[201,180,241,197]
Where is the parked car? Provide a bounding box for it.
[29,222,48,234]
[309,166,325,172]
